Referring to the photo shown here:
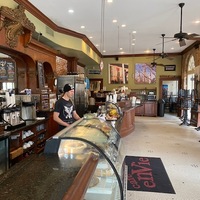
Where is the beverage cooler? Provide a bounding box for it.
[45,116,127,200]
[57,75,87,117]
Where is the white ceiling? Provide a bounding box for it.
[28,0,200,56]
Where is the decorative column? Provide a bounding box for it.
[67,57,79,75]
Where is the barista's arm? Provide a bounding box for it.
[73,110,81,121]
[53,111,71,127]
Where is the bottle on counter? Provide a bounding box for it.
[97,106,101,116]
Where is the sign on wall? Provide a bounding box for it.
[0,59,15,81]
[164,65,176,71]
[37,61,45,88]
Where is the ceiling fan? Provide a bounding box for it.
[174,2,200,47]
[150,48,164,67]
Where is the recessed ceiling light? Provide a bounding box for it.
[96,44,99,47]
[132,43,135,46]
[112,19,117,23]
[195,20,200,24]
[121,24,126,28]
[132,31,137,34]
[89,36,93,39]
[171,47,174,50]
[103,50,106,53]
[119,47,123,50]
[107,0,113,3]
[81,26,85,29]
[68,9,74,13]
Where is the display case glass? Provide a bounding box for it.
[50,117,126,200]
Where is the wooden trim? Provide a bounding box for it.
[62,153,99,200]
[14,0,101,57]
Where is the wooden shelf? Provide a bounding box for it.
[9,120,48,166]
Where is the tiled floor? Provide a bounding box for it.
[121,113,200,200]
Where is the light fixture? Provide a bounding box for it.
[99,0,105,71]
[179,38,186,47]
[68,9,74,13]
[100,60,104,71]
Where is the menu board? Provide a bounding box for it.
[37,61,45,88]
[0,59,15,81]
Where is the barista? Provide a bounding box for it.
[53,83,81,131]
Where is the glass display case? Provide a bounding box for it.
[45,117,126,200]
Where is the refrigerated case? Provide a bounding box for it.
[45,117,126,200]
[57,75,86,117]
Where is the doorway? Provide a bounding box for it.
[159,76,181,114]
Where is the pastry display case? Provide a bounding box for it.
[45,117,126,200]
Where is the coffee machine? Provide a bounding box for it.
[21,101,36,121]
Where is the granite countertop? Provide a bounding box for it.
[0,154,84,200]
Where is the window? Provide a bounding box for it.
[188,55,195,72]
[2,82,14,90]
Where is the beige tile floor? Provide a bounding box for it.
[121,113,200,200]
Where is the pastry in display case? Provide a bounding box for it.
[45,117,126,200]
[105,102,122,121]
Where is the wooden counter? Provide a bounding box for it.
[117,106,135,137]
[110,100,136,137]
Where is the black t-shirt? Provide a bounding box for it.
[54,98,76,130]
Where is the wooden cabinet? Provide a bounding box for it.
[135,104,144,116]
[144,101,157,116]
[190,105,200,127]
[9,119,48,166]
[47,111,59,138]
[135,101,157,116]
[118,107,135,137]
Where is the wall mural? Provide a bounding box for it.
[109,63,128,84]
[134,63,156,84]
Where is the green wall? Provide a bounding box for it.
[86,55,182,94]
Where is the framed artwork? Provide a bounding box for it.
[134,63,156,84]
[109,63,128,84]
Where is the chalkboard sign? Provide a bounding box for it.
[0,59,15,81]
[37,61,45,88]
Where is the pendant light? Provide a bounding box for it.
[99,0,105,71]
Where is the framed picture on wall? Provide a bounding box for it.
[108,63,128,84]
[134,63,156,84]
